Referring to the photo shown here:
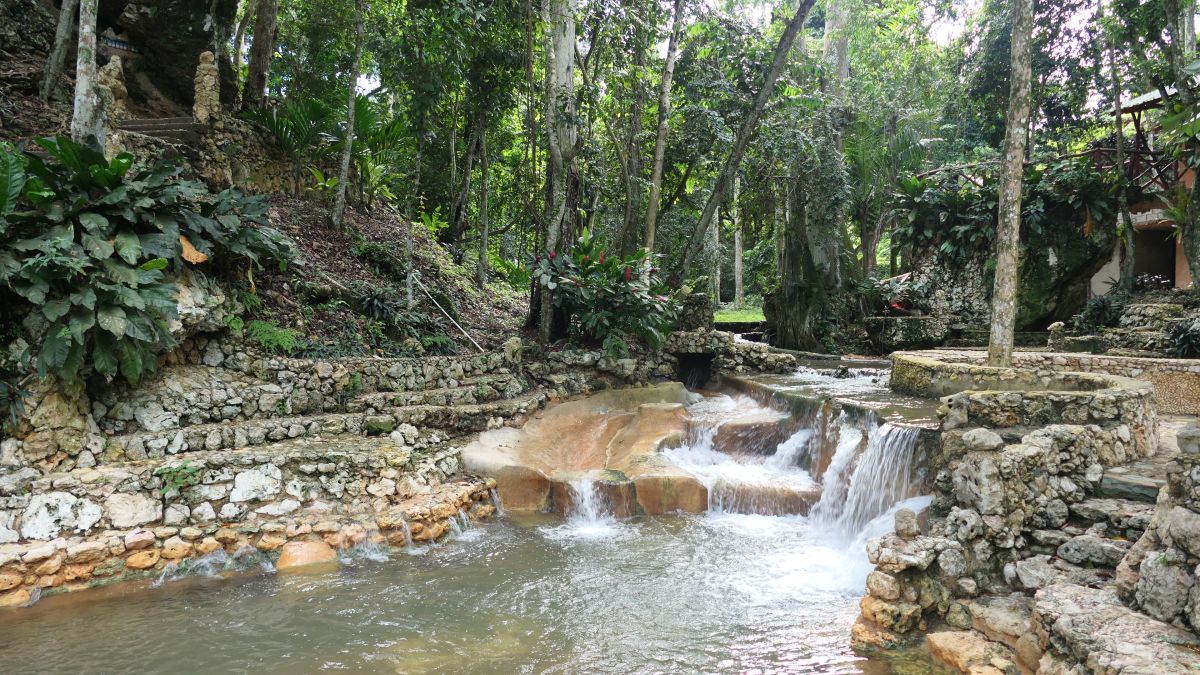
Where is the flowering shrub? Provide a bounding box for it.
[534,228,678,355]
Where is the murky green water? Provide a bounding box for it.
[0,512,936,674]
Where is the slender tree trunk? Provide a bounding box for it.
[1105,19,1136,294]
[41,0,80,101]
[987,0,1034,367]
[711,206,721,303]
[643,0,684,265]
[407,141,421,309]
[477,133,490,289]
[618,0,651,256]
[538,0,578,344]
[331,0,365,230]
[242,0,278,111]
[231,3,255,107]
[70,0,102,151]
[733,175,744,308]
[447,115,483,245]
[672,0,818,284]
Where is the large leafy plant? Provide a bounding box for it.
[0,137,293,385]
[535,229,678,355]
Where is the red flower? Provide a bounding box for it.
[549,250,557,260]
[599,252,606,264]
[625,266,632,281]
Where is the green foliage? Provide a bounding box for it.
[1167,319,1200,358]
[893,156,1133,264]
[154,461,202,494]
[224,315,245,336]
[306,166,338,201]
[535,228,679,355]
[0,137,292,385]
[419,208,448,236]
[0,378,27,432]
[246,320,301,354]
[1072,294,1126,334]
[242,99,335,161]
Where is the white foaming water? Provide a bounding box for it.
[489,487,506,516]
[665,427,818,515]
[151,546,275,588]
[339,532,390,564]
[811,418,923,539]
[541,476,631,541]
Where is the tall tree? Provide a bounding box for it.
[987,0,1035,367]
[1104,9,1136,294]
[538,0,580,344]
[643,0,685,265]
[70,0,102,151]
[477,132,491,289]
[232,1,256,104]
[732,174,744,308]
[242,0,278,110]
[331,0,366,230]
[41,0,80,101]
[672,0,818,284]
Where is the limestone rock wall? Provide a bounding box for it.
[854,350,1164,665]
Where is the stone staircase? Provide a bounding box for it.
[116,117,204,145]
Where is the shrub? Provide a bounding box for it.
[247,320,300,354]
[535,228,678,355]
[0,137,293,384]
[1072,294,1126,334]
[1167,319,1200,358]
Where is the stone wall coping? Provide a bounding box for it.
[890,351,1154,400]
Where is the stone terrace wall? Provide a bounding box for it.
[854,351,1163,661]
[922,349,1200,416]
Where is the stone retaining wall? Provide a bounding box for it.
[854,350,1164,662]
[916,349,1200,415]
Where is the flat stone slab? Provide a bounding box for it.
[1033,583,1200,674]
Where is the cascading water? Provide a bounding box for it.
[810,418,924,538]
[542,476,628,540]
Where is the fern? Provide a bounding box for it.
[247,320,300,354]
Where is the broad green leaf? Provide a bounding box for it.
[114,231,141,264]
[78,212,109,234]
[96,305,128,336]
[68,309,95,343]
[69,287,97,309]
[0,147,25,216]
[42,298,70,321]
[37,324,71,371]
[82,233,114,259]
[140,258,169,271]
[92,332,118,377]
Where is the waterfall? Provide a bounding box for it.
[489,487,506,517]
[567,476,611,525]
[811,419,923,537]
[664,427,819,516]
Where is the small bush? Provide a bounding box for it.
[0,137,293,384]
[1167,319,1200,358]
[535,228,678,356]
[247,320,300,354]
[1072,294,1126,334]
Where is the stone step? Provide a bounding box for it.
[94,360,527,436]
[925,629,1023,675]
[1100,465,1166,503]
[96,390,548,465]
[351,376,528,411]
[1068,497,1155,538]
[1032,583,1200,674]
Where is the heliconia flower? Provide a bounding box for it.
[549,251,557,260]
[625,266,632,281]
[599,252,606,264]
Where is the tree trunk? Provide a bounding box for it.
[986,0,1034,367]
[232,2,255,105]
[477,132,490,289]
[618,0,651,256]
[711,206,721,303]
[447,115,483,245]
[672,0,818,285]
[538,0,579,344]
[1163,0,1200,284]
[1106,20,1136,294]
[41,0,80,101]
[331,0,365,231]
[733,175,744,308]
[643,0,684,265]
[70,0,103,151]
[242,0,278,111]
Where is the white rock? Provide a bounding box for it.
[163,503,191,526]
[104,493,163,528]
[229,464,283,502]
[20,492,102,540]
[255,499,301,516]
[190,502,216,523]
[219,502,246,520]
